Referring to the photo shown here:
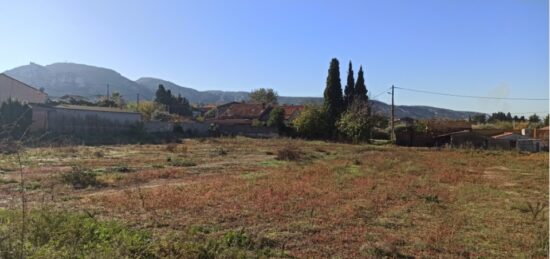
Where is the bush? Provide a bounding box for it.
[336,102,372,143]
[0,99,32,139]
[293,105,327,139]
[267,107,285,129]
[0,209,282,259]
[62,167,104,189]
[167,157,196,167]
[371,128,390,140]
[276,146,302,161]
[0,209,154,259]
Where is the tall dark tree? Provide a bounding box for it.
[323,58,344,136]
[155,84,192,116]
[354,66,368,102]
[343,61,355,108]
[155,84,170,105]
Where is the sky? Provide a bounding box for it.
[0,0,548,115]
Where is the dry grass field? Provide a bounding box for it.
[0,137,548,258]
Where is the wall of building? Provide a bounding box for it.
[32,106,141,133]
[144,121,173,133]
[0,74,47,104]
[218,124,278,138]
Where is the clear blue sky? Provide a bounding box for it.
[0,0,548,114]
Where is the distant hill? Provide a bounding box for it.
[4,62,481,119]
[5,62,152,100]
[136,77,250,104]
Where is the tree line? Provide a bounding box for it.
[471,112,548,125]
[293,58,373,143]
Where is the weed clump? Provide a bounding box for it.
[275,146,302,161]
[167,157,197,167]
[92,150,104,158]
[213,147,228,156]
[166,143,188,154]
[62,167,104,189]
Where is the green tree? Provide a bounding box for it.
[336,101,372,144]
[472,114,487,124]
[127,101,163,121]
[96,92,125,108]
[544,114,549,125]
[154,84,192,116]
[155,84,171,106]
[354,66,368,103]
[249,88,278,104]
[343,61,355,108]
[529,114,541,123]
[323,58,344,136]
[0,99,32,139]
[267,107,285,130]
[293,105,327,139]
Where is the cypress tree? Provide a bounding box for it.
[343,61,355,109]
[323,58,344,136]
[354,66,368,102]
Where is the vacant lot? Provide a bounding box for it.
[0,137,548,258]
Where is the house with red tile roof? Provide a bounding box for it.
[280,105,304,122]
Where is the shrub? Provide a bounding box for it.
[276,146,302,161]
[0,209,154,258]
[167,158,197,167]
[62,167,104,189]
[213,147,228,156]
[267,107,285,129]
[336,102,373,143]
[92,150,105,158]
[0,99,32,139]
[293,105,327,139]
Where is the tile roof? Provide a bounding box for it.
[53,104,140,114]
[217,103,270,119]
[281,105,304,120]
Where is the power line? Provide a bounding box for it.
[371,87,392,99]
[394,86,549,101]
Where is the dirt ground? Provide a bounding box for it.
[0,137,548,258]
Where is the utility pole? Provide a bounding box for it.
[391,85,395,142]
[137,93,140,109]
[106,84,110,100]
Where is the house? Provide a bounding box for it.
[533,126,549,142]
[30,104,141,133]
[0,73,47,104]
[426,119,472,135]
[215,102,272,122]
[281,105,304,122]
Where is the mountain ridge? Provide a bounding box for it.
[3,62,481,119]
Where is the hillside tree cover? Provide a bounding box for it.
[155,84,192,116]
[323,58,344,137]
[249,88,278,104]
